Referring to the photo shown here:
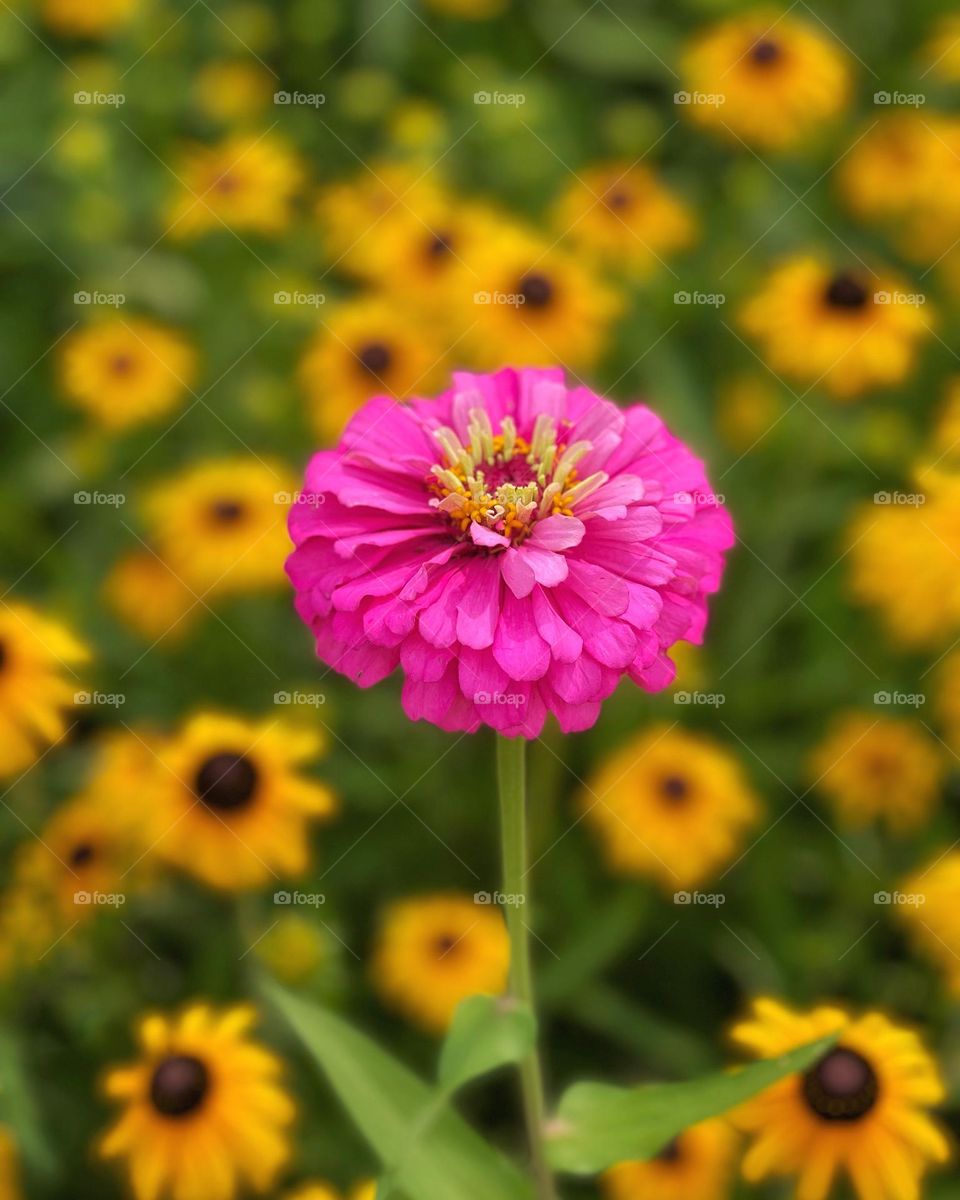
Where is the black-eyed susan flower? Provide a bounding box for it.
[601,1119,737,1200]
[58,318,196,431]
[144,457,298,596]
[730,998,948,1200]
[582,725,758,890]
[680,9,851,151]
[739,257,933,399]
[103,551,199,643]
[847,466,960,647]
[809,712,945,833]
[899,853,960,992]
[194,61,273,125]
[40,0,136,37]
[100,1004,294,1200]
[450,223,621,371]
[168,134,303,239]
[315,163,433,270]
[552,162,696,277]
[0,601,88,777]
[298,297,449,442]
[148,712,335,891]
[370,893,510,1034]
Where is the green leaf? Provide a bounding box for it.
[546,1033,838,1174]
[438,995,536,1093]
[265,982,534,1200]
[0,1025,53,1179]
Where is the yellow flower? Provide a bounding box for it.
[254,914,325,985]
[282,1185,342,1200]
[298,296,449,443]
[100,1004,294,1200]
[371,893,510,1034]
[582,725,759,890]
[168,133,303,239]
[730,998,948,1200]
[58,318,196,432]
[40,0,136,37]
[148,712,335,891]
[315,162,431,268]
[103,551,199,643]
[846,467,960,648]
[194,61,273,125]
[449,222,621,371]
[0,602,88,777]
[739,257,932,399]
[422,0,506,16]
[552,162,696,276]
[809,712,945,832]
[143,457,298,595]
[601,1119,737,1200]
[0,1126,22,1200]
[349,1185,376,1200]
[715,372,781,453]
[836,115,960,262]
[899,852,960,992]
[680,9,851,151]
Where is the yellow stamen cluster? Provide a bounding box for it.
[428,408,607,543]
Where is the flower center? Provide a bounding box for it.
[824,273,869,310]
[110,354,135,377]
[210,499,245,524]
[603,187,632,212]
[518,272,555,309]
[425,230,453,259]
[194,752,259,811]
[69,842,96,867]
[429,409,607,544]
[433,933,460,958]
[750,37,782,65]
[150,1055,209,1117]
[803,1047,878,1121]
[213,172,239,195]
[357,341,393,375]
[656,1137,683,1163]
[659,774,690,804]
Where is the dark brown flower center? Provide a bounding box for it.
[213,172,239,195]
[194,752,259,811]
[150,1055,209,1117]
[659,774,690,804]
[425,230,453,259]
[357,341,393,375]
[110,354,135,377]
[210,499,245,524]
[434,933,460,958]
[69,842,96,867]
[656,1136,683,1163]
[604,188,632,212]
[803,1047,878,1121]
[824,273,869,310]
[518,272,555,309]
[750,38,781,65]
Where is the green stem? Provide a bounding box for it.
[497,735,558,1200]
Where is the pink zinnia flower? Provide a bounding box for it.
[287,367,733,738]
